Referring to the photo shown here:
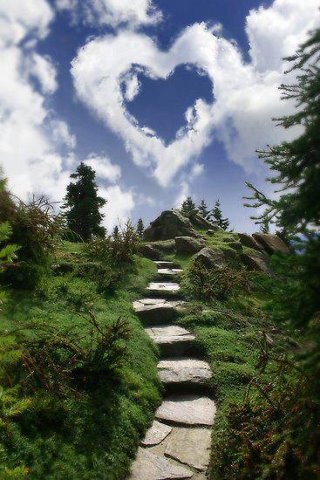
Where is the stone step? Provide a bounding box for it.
[164,426,211,472]
[129,448,193,480]
[156,395,216,427]
[147,282,181,297]
[157,268,183,279]
[155,261,180,269]
[157,359,211,393]
[133,298,187,324]
[145,325,196,357]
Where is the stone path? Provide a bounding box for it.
[129,262,216,480]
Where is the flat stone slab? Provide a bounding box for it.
[147,282,180,293]
[165,427,211,472]
[158,359,211,386]
[141,420,172,447]
[145,326,195,356]
[155,261,178,268]
[158,268,183,277]
[156,395,216,426]
[129,448,193,480]
[133,298,186,324]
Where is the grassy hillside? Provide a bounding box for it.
[0,242,161,480]
[162,229,305,479]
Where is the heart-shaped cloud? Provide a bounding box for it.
[72,23,232,186]
[71,1,320,187]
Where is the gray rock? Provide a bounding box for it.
[238,233,262,251]
[146,326,195,357]
[155,261,179,269]
[158,359,211,387]
[223,240,242,251]
[156,395,216,426]
[252,233,289,255]
[147,282,180,295]
[138,244,161,260]
[190,214,215,230]
[144,210,198,241]
[165,427,211,471]
[206,228,220,235]
[129,448,193,480]
[175,236,206,255]
[194,247,225,269]
[241,253,270,274]
[141,421,172,447]
[133,298,187,324]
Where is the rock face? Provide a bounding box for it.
[156,395,216,426]
[194,247,225,269]
[190,214,215,230]
[164,427,212,472]
[175,236,206,255]
[129,448,193,480]
[241,253,270,273]
[253,233,289,255]
[138,240,176,260]
[138,243,162,260]
[144,210,197,241]
[238,233,262,251]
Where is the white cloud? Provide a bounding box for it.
[71,0,319,187]
[0,0,76,202]
[84,154,121,183]
[55,0,161,28]
[100,185,135,230]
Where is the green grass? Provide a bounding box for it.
[167,237,296,480]
[0,244,161,480]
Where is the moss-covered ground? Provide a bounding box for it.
[0,242,161,480]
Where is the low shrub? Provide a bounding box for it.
[183,260,250,302]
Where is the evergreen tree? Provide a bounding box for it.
[136,218,144,238]
[198,200,210,219]
[180,196,198,218]
[210,200,230,230]
[113,225,120,239]
[260,218,270,234]
[62,162,106,241]
[243,28,320,478]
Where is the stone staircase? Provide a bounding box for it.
[129,261,216,480]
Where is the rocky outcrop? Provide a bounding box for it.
[252,233,289,255]
[194,247,225,269]
[175,236,206,255]
[138,240,176,260]
[144,210,197,241]
[238,233,262,251]
[189,213,215,230]
[241,253,270,274]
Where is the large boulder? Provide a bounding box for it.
[190,214,215,230]
[175,236,206,255]
[252,233,289,255]
[138,239,176,260]
[238,233,263,251]
[241,253,270,274]
[194,247,225,269]
[144,210,197,241]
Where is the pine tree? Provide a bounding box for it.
[260,218,270,234]
[136,218,144,238]
[198,200,210,219]
[180,196,198,218]
[113,225,120,239]
[210,200,230,230]
[62,162,106,241]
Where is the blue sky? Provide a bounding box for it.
[0,0,319,232]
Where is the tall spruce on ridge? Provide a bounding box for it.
[180,196,198,218]
[136,218,144,238]
[198,199,210,219]
[211,200,230,230]
[63,162,106,241]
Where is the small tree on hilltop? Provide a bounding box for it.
[180,196,198,218]
[198,199,210,219]
[210,200,230,230]
[62,162,106,241]
[136,218,144,238]
[113,225,120,239]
